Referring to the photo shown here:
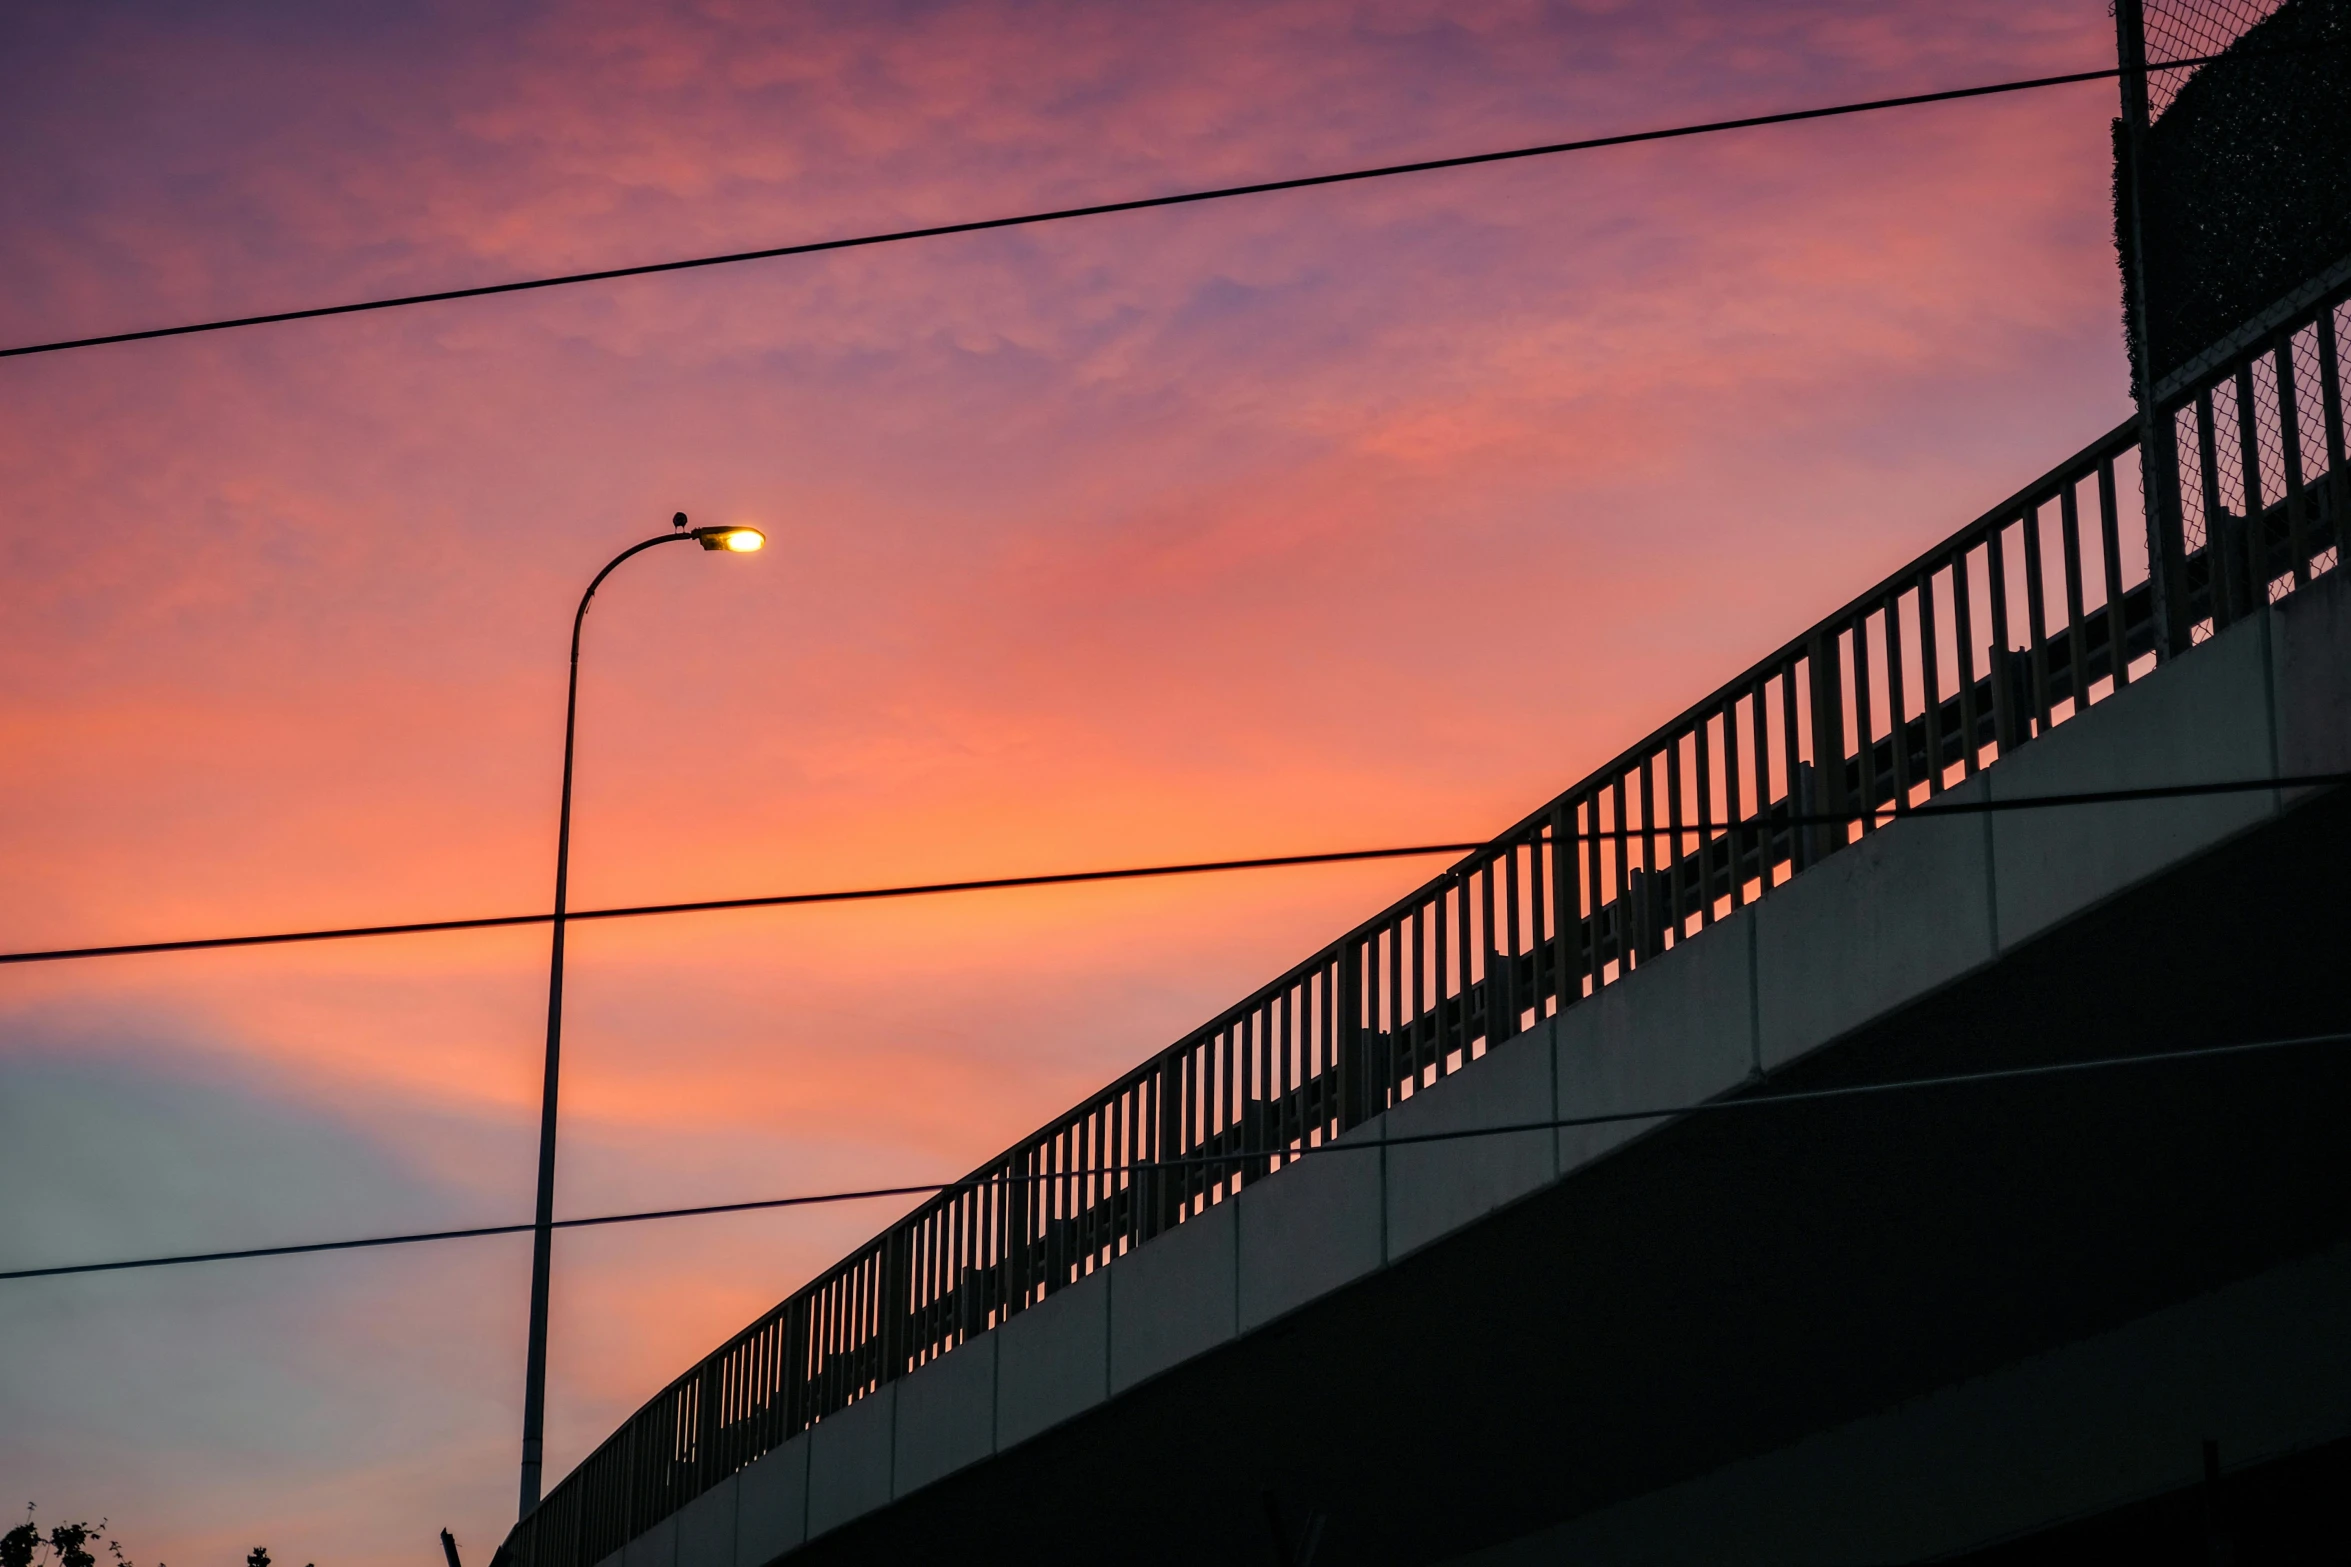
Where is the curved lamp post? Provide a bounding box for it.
[519,512,766,1516]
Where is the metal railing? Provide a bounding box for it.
[497,274,2351,1567]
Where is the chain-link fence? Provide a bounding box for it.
[2168,295,2350,578]
[2120,0,2351,385]
[2143,0,2290,117]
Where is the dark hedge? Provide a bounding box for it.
[2115,0,2351,389]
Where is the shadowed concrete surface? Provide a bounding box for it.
[625,569,2351,1567]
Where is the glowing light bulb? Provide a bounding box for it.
[692,525,767,553]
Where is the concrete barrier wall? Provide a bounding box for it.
[662,571,2345,1565]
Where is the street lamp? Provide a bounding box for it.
[518,511,764,1517]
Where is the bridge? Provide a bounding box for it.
[497,28,2351,1567]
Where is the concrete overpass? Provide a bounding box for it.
[498,274,2351,1567]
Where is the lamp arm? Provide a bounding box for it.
[518,528,695,1516]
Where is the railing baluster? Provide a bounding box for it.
[1630,757,1653,961]
[2276,339,2311,587]
[1404,914,1421,1085]
[2317,309,2348,558]
[1986,522,2020,755]
[1504,840,1524,1036]
[1434,881,1453,1070]
[1884,589,1911,807]
[1581,825,1597,988]
[2098,462,2132,689]
[1385,918,1404,1098]
[2236,365,2269,606]
[1775,661,1802,872]
[1953,545,1981,772]
[1319,961,1339,1126]
[1917,564,1946,789]
[1749,671,1773,886]
[1545,802,1570,1012]
[1805,634,1845,861]
[1477,856,1500,1046]
[1277,990,1295,1147]
[1693,714,1717,920]
[1607,774,1629,966]
[1334,947,1358,1130]
[1664,737,1688,935]
[2059,481,2089,714]
[1850,611,1876,834]
[2022,503,2053,733]
[1234,1022,1247,1178]
[2197,391,2231,627]
[1572,797,1596,997]
[1730,695,1749,906]
[1454,870,1474,1061]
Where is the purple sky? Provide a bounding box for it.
[0,3,2138,1562]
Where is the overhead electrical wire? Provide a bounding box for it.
[3,36,2342,1286]
[3,769,2339,969]
[0,841,1488,966]
[6,1029,2344,1284]
[0,49,2271,363]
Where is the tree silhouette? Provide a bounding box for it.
[4,1509,133,1567]
[5,1507,315,1567]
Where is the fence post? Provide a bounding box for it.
[778,1296,807,1443]
[1550,800,1579,1014]
[880,1228,912,1385]
[1482,935,1517,1047]
[1806,629,1849,861]
[1336,945,1366,1128]
[694,1357,720,1495]
[2196,395,2235,629]
[2115,0,2191,657]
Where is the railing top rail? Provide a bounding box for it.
[1468,415,2144,853]
[2152,250,2351,403]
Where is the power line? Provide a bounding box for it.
[6,1028,2342,1284]
[0,51,2252,363]
[3,769,2338,969]
[0,840,1484,966]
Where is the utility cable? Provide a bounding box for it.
[6,1027,2344,1283]
[0,841,1486,966]
[0,49,2273,363]
[3,769,2341,969]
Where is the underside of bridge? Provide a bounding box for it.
[1948,1435,2351,1565]
[784,780,2351,1566]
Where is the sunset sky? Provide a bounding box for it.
[1,2,2139,1562]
